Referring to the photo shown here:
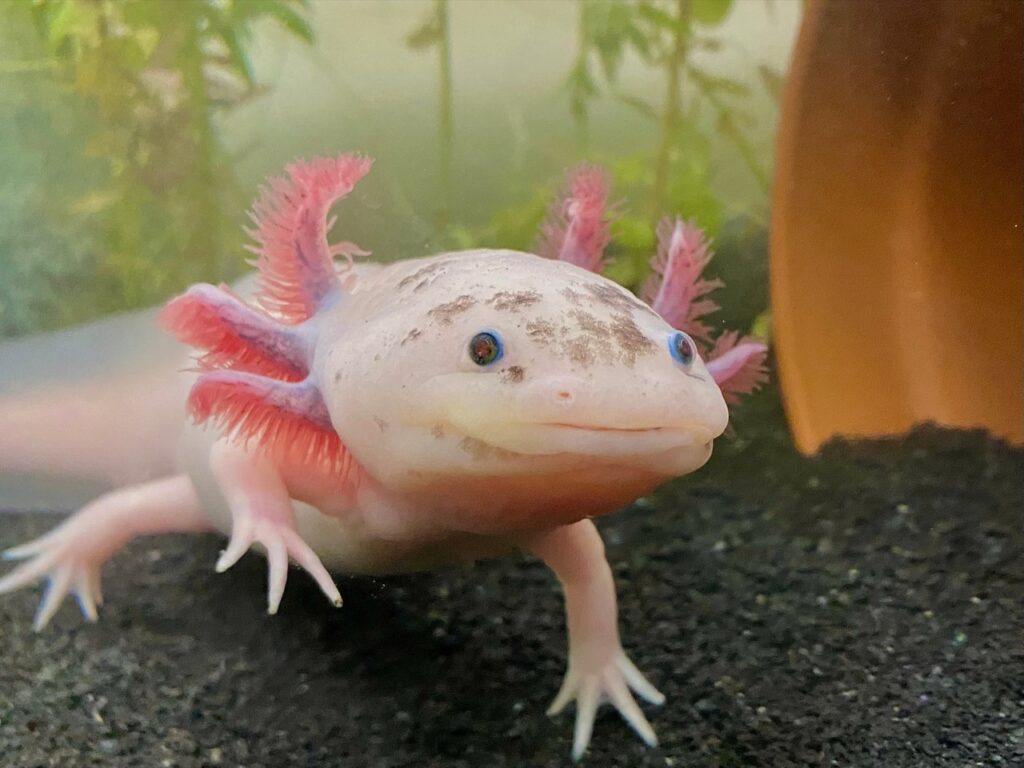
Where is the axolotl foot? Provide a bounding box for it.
[1,524,106,631]
[209,441,342,614]
[213,502,342,615]
[549,649,665,760]
[0,475,210,630]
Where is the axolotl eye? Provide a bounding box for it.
[468,330,503,366]
[668,330,696,367]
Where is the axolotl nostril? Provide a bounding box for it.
[0,154,767,760]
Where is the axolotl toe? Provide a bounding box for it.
[1,154,758,761]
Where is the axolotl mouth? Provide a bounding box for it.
[455,420,716,459]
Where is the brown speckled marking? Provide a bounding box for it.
[526,319,557,344]
[501,365,526,383]
[373,417,389,433]
[428,294,477,325]
[487,290,542,312]
[431,424,445,439]
[398,260,452,291]
[560,286,585,305]
[401,328,422,345]
[586,282,659,318]
[553,309,655,368]
[569,309,610,339]
[610,312,656,363]
[566,337,596,367]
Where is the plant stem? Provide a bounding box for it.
[648,0,691,223]
[572,0,590,152]
[435,0,454,237]
[181,4,219,281]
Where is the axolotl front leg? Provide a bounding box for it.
[0,440,343,627]
[0,475,211,629]
[524,519,664,760]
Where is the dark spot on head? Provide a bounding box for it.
[487,290,542,312]
[428,294,477,325]
[569,309,611,339]
[560,286,584,305]
[552,309,655,368]
[398,260,452,290]
[563,310,614,368]
[431,424,445,439]
[401,328,422,345]
[501,365,526,383]
[373,417,389,432]
[585,282,659,318]
[610,312,656,364]
[526,319,557,344]
[334,370,342,383]
[566,338,596,367]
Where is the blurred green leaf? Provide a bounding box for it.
[692,0,733,26]
[637,2,684,33]
[689,67,751,97]
[210,17,256,85]
[406,17,441,50]
[602,253,642,287]
[611,214,657,251]
[612,91,659,121]
[750,309,772,342]
[247,0,313,44]
[46,0,97,53]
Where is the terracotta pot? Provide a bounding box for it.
[770,0,1023,454]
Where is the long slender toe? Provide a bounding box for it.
[604,670,658,747]
[34,566,73,631]
[265,536,288,615]
[548,674,577,716]
[282,529,342,607]
[74,570,100,622]
[616,652,665,705]
[215,519,254,573]
[0,552,58,595]
[571,677,601,761]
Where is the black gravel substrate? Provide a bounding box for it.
[1,391,1021,768]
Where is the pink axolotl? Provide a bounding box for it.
[0,154,766,760]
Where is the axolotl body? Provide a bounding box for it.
[0,154,765,759]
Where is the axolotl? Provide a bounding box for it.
[0,154,766,759]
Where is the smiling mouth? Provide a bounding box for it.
[457,421,714,458]
[546,423,665,434]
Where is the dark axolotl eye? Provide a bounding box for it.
[667,330,696,367]
[468,330,503,366]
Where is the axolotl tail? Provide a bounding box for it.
[0,305,190,499]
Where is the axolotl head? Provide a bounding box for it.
[316,249,728,532]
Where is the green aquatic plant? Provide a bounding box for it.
[406,0,455,236]
[0,0,313,337]
[568,0,781,283]
[461,0,782,306]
